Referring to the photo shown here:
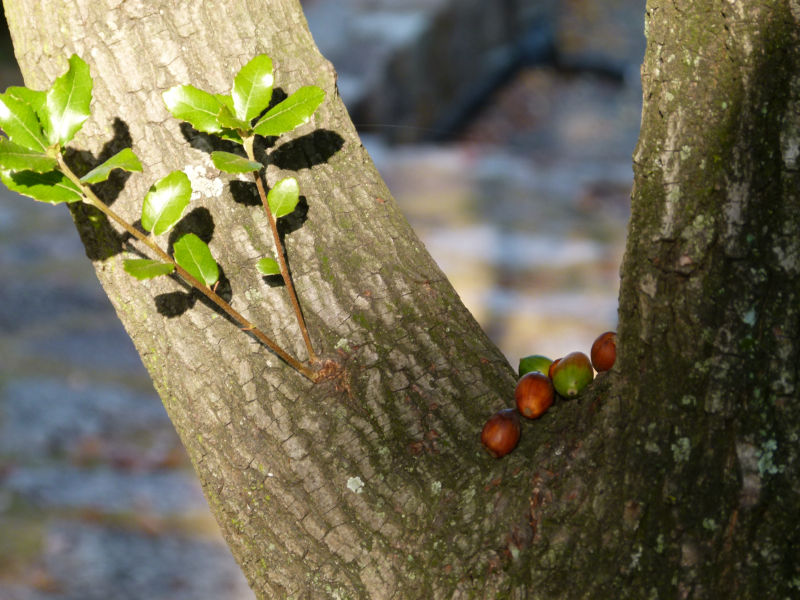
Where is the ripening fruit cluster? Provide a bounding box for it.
[481,331,617,458]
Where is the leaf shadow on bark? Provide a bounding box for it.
[151,258,233,320]
[67,118,135,261]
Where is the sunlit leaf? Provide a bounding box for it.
[216,104,250,132]
[123,258,175,280]
[211,151,261,174]
[256,257,280,276]
[214,93,235,113]
[173,233,219,287]
[80,148,142,183]
[141,170,192,236]
[45,54,93,146]
[267,176,300,218]
[0,91,48,151]
[162,85,222,134]
[252,85,325,137]
[0,138,57,172]
[0,169,83,204]
[232,54,274,122]
[6,86,47,124]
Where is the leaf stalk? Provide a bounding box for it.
[245,138,317,363]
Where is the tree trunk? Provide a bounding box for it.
[4,0,799,598]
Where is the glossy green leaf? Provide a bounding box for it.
[253,86,325,137]
[211,151,261,174]
[232,55,274,122]
[216,104,250,132]
[256,257,281,276]
[80,148,143,183]
[214,93,235,113]
[6,86,47,123]
[173,233,219,287]
[0,169,83,204]
[141,170,192,236]
[267,177,300,218]
[0,91,48,151]
[0,138,57,172]
[45,54,93,146]
[162,85,222,133]
[123,258,175,280]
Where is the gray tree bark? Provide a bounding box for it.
[4,0,799,598]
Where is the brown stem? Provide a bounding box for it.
[56,154,317,381]
[244,138,317,363]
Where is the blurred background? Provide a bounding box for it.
[0,1,644,598]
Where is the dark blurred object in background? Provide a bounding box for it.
[0,4,22,87]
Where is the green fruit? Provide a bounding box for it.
[518,354,553,378]
[551,351,593,397]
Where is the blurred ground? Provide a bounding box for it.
[0,0,644,597]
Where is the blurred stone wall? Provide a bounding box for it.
[352,0,559,142]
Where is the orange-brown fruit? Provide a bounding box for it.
[515,372,554,419]
[548,357,562,379]
[551,351,594,398]
[591,331,617,372]
[481,409,521,458]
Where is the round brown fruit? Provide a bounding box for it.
[551,351,594,398]
[591,331,617,372]
[481,409,521,458]
[515,372,554,419]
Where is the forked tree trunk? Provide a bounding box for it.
[4,0,799,597]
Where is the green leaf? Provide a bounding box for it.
[0,169,83,204]
[0,91,48,151]
[211,151,261,174]
[0,138,57,172]
[217,129,244,144]
[173,233,219,287]
[256,257,281,276]
[253,85,325,137]
[123,258,175,280]
[45,54,93,146]
[162,85,222,133]
[232,54,274,122]
[6,86,47,122]
[141,170,192,236]
[267,177,300,218]
[80,148,143,183]
[216,104,250,132]
[214,93,235,113]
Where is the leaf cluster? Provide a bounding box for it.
[162,55,325,153]
[162,56,324,285]
[0,55,217,285]
[0,53,325,377]
[0,54,132,204]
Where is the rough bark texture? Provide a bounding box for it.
[612,0,800,596]
[4,1,522,597]
[4,0,800,598]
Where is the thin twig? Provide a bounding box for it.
[244,139,317,363]
[56,154,316,381]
